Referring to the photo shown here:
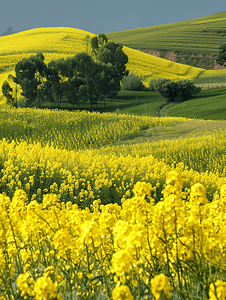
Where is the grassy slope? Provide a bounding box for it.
[106,11,226,54]
[111,91,166,116]
[167,88,226,120]
[113,119,226,147]
[37,91,167,116]
[111,88,226,122]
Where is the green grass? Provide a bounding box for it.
[20,90,167,117]
[36,88,226,121]
[111,88,226,121]
[106,11,226,54]
[110,91,166,116]
[113,119,226,146]
[97,88,226,120]
[167,88,226,120]
[109,88,226,121]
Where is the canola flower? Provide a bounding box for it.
[123,46,206,85]
[0,171,225,299]
[2,134,226,209]
[0,106,180,150]
[1,108,226,207]
[1,105,226,299]
[1,26,226,95]
[151,274,173,300]
[209,280,226,300]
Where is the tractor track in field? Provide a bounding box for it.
[157,103,178,117]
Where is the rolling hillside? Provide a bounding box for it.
[0,25,226,98]
[106,11,226,54]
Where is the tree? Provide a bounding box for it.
[157,80,178,102]
[216,43,226,67]
[65,76,86,108]
[176,80,201,101]
[94,62,121,105]
[151,78,201,102]
[3,34,129,109]
[98,41,129,81]
[2,27,15,36]
[91,33,108,56]
[2,80,16,106]
[72,52,121,108]
[91,32,128,84]
[121,73,146,91]
[13,53,48,106]
[148,79,159,91]
[46,58,69,108]
[2,73,19,107]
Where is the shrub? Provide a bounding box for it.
[149,78,201,102]
[176,80,201,102]
[121,73,146,91]
[152,78,177,102]
[148,79,159,91]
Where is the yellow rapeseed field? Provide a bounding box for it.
[1,26,225,95]
[1,26,226,299]
[1,105,226,298]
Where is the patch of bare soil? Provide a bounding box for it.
[136,49,225,70]
[164,51,177,62]
[137,49,162,57]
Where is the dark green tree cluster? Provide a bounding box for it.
[149,78,201,102]
[2,33,128,108]
[217,43,226,67]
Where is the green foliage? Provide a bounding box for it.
[121,73,146,91]
[155,79,178,102]
[91,32,108,56]
[98,41,129,81]
[217,43,226,67]
[2,36,129,109]
[13,52,48,106]
[92,33,129,83]
[176,80,201,101]
[148,79,159,91]
[150,78,201,102]
[2,81,16,107]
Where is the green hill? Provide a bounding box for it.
[106,11,226,54]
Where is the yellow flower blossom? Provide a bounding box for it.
[151,274,172,300]
[209,280,226,300]
[33,275,59,300]
[16,272,35,297]
[112,284,133,300]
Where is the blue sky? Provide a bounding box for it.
[0,0,225,35]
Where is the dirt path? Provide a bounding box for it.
[158,103,178,117]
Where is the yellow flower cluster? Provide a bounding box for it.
[209,280,226,300]
[0,171,225,299]
[1,26,226,93]
[0,106,179,150]
[151,273,173,300]
[1,108,226,210]
[0,27,95,70]
[1,134,226,211]
[123,46,206,85]
[1,103,226,299]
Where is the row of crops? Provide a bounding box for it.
[1,105,226,299]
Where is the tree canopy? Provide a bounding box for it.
[149,78,201,102]
[217,43,226,67]
[2,33,129,108]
